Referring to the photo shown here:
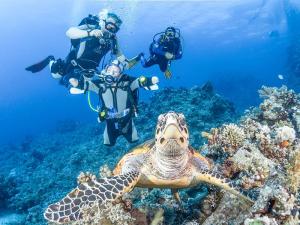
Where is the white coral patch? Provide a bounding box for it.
[275,126,296,143]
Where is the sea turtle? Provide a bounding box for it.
[44,112,253,224]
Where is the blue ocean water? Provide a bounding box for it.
[0,0,299,144]
[1,1,300,224]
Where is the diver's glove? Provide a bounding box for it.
[139,76,159,90]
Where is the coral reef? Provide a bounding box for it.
[202,86,300,225]
[1,84,299,225]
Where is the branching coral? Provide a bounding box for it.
[219,124,246,154]
[202,124,245,156]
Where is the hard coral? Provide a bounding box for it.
[275,126,296,148]
[202,124,245,156]
[219,123,245,154]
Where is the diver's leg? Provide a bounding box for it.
[123,119,139,143]
[159,60,172,78]
[158,59,169,72]
[141,55,157,68]
[126,53,143,69]
[50,58,67,79]
[103,121,118,146]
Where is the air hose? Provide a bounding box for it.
[87,91,99,113]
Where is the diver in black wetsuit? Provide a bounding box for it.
[26,10,141,88]
[76,60,159,146]
[141,27,183,79]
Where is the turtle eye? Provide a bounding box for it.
[158,114,164,121]
[179,113,185,119]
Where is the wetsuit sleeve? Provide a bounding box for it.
[77,24,97,31]
[151,41,166,56]
[130,76,156,91]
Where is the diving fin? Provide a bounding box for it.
[164,69,172,79]
[25,55,55,73]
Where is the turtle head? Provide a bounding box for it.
[155,112,189,154]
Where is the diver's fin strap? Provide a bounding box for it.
[194,169,254,204]
[44,171,140,224]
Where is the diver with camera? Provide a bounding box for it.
[26,10,141,88]
[71,60,159,146]
[140,27,183,79]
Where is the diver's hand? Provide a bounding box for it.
[165,52,174,60]
[69,78,79,88]
[152,76,159,84]
[90,29,103,38]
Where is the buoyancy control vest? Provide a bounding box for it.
[97,75,139,119]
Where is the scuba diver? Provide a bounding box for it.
[26,10,141,88]
[140,27,183,79]
[72,60,159,146]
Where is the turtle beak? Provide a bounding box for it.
[163,124,181,139]
[162,117,186,144]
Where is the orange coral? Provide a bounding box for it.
[279,140,289,148]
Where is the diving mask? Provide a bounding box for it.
[104,74,120,84]
[104,21,119,33]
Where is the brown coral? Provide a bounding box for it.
[286,147,300,193]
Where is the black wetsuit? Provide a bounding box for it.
[51,15,119,86]
[141,36,182,72]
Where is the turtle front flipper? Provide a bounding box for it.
[44,171,140,224]
[193,169,254,204]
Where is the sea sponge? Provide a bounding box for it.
[275,126,296,148]
[219,124,246,154]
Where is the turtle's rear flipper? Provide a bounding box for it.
[194,169,255,204]
[25,55,54,73]
[44,171,140,224]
